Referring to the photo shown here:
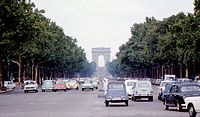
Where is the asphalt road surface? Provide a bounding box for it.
[0,85,194,117]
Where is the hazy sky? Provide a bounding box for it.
[34,0,194,62]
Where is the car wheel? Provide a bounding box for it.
[91,88,94,91]
[177,102,182,112]
[188,104,196,117]
[125,101,128,106]
[105,101,109,107]
[165,105,169,110]
[24,90,27,93]
[82,88,84,91]
[76,87,79,90]
[133,96,136,101]
[54,90,57,92]
[64,89,66,92]
[36,90,38,92]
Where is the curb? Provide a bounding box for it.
[0,89,14,94]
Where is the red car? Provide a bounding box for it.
[53,80,66,92]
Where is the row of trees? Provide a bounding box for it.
[107,0,200,79]
[0,0,95,86]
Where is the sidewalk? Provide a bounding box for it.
[0,89,14,94]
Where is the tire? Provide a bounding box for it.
[188,104,197,117]
[165,105,169,110]
[105,101,109,107]
[177,102,182,112]
[82,88,84,91]
[165,100,169,110]
[91,88,94,91]
[54,90,56,92]
[36,90,38,92]
[125,101,128,106]
[42,90,44,92]
[76,87,79,90]
[64,89,66,92]
[24,90,27,93]
[132,96,137,101]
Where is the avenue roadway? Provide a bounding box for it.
[0,85,191,117]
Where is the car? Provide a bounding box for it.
[4,81,16,89]
[132,80,153,101]
[53,79,67,92]
[164,83,200,113]
[65,79,79,90]
[24,80,38,93]
[124,79,137,98]
[158,80,174,100]
[105,81,128,107]
[81,80,94,91]
[92,81,98,89]
[160,81,177,102]
[42,80,54,92]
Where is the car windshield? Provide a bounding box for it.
[107,89,126,96]
[138,82,150,88]
[108,84,124,89]
[44,81,53,84]
[84,80,92,84]
[181,85,200,92]
[69,80,76,83]
[127,82,135,86]
[56,80,64,84]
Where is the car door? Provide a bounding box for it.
[165,85,178,106]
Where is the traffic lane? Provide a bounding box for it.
[0,89,99,117]
[0,87,189,117]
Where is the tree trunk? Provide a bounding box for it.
[180,64,182,78]
[186,64,189,78]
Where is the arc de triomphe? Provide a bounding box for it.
[92,48,111,67]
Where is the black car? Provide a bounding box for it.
[164,83,200,111]
[105,81,128,107]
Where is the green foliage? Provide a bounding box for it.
[0,0,94,78]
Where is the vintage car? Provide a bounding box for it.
[105,81,128,107]
[42,80,54,92]
[65,79,79,90]
[125,79,137,98]
[132,80,153,101]
[81,80,94,91]
[4,81,16,89]
[164,83,200,113]
[24,80,38,93]
[158,80,175,100]
[53,79,67,92]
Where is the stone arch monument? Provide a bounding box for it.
[92,47,111,67]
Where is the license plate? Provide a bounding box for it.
[112,97,121,100]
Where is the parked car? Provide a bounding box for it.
[53,79,66,92]
[65,79,79,90]
[164,83,200,113]
[4,81,16,89]
[81,80,94,91]
[125,79,137,98]
[132,81,153,101]
[158,80,174,100]
[105,81,128,107]
[24,80,38,93]
[42,80,54,92]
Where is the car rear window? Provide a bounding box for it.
[138,82,151,88]
[108,84,124,89]
[127,82,135,86]
[181,85,200,92]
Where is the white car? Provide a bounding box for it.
[81,80,94,91]
[24,80,38,93]
[125,79,137,98]
[42,80,54,92]
[158,80,174,100]
[4,81,16,89]
[132,81,153,101]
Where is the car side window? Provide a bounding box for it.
[170,85,178,93]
